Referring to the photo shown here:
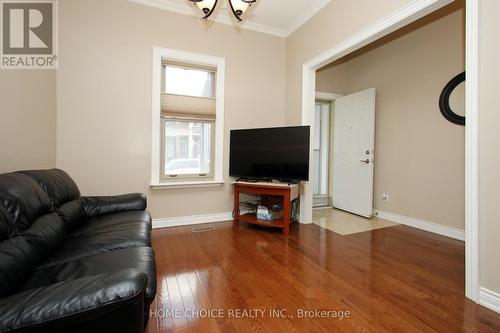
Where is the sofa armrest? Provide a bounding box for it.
[0,270,147,333]
[81,193,147,218]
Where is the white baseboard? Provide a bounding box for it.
[374,210,465,241]
[153,212,234,229]
[480,287,500,314]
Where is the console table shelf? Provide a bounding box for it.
[238,213,285,228]
[233,182,299,235]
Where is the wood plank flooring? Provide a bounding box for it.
[146,221,500,333]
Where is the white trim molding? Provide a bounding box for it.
[315,91,342,101]
[479,288,500,314]
[304,0,454,70]
[153,212,233,229]
[465,0,479,303]
[130,0,194,16]
[151,47,225,188]
[129,0,331,38]
[374,210,465,241]
[150,180,224,190]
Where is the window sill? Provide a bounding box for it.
[150,180,225,190]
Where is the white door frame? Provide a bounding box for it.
[300,0,479,302]
[316,91,342,101]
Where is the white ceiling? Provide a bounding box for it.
[129,0,332,38]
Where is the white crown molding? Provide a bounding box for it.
[284,0,331,36]
[129,0,332,38]
[374,210,465,241]
[479,288,500,314]
[130,0,194,16]
[207,12,288,38]
[129,0,287,37]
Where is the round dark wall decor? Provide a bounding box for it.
[439,71,465,126]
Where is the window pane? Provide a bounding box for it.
[164,120,212,176]
[165,66,214,98]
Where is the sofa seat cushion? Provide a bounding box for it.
[21,247,157,304]
[41,210,152,266]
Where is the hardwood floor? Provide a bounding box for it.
[146,221,500,333]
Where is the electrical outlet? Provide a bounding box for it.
[382,192,390,202]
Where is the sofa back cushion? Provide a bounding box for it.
[0,236,39,297]
[22,213,67,260]
[0,205,15,241]
[57,199,85,231]
[0,173,52,232]
[0,212,66,298]
[17,169,81,210]
[0,172,69,297]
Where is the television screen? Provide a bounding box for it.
[230,126,310,181]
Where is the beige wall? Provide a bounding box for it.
[316,3,465,229]
[316,64,347,95]
[285,0,416,125]
[479,0,500,295]
[0,71,56,173]
[56,0,286,219]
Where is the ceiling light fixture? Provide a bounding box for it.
[190,0,256,22]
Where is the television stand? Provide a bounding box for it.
[235,177,300,186]
[235,177,268,183]
[233,181,300,235]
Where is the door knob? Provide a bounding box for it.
[360,159,370,164]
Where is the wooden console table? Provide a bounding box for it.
[233,182,299,235]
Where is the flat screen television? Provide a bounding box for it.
[230,126,310,182]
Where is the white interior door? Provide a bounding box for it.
[332,88,376,218]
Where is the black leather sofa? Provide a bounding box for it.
[0,169,156,333]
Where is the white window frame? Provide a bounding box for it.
[151,47,225,189]
[160,117,216,180]
[162,63,217,99]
